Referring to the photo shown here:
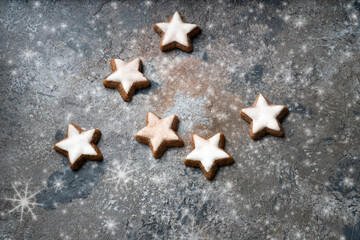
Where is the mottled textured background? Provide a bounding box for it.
[1,0,360,239]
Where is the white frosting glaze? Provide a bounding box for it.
[241,94,285,134]
[156,11,198,47]
[136,112,179,152]
[106,58,147,93]
[55,124,97,164]
[185,133,230,172]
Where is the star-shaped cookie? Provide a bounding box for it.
[135,112,183,158]
[54,123,102,170]
[184,133,234,180]
[153,11,200,52]
[240,94,288,140]
[103,57,150,101]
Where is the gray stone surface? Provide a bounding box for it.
[0,0,360,239]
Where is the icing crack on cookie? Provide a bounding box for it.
[184,133,234,180]
[54,123,102,170]
[240,93,289,140]
[153,11,201,52]
[103,57,150,101]
[135,112,184,158]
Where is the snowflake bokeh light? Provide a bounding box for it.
[101,217,118,235]
[4,182,42,222]
[105,160,136,191]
